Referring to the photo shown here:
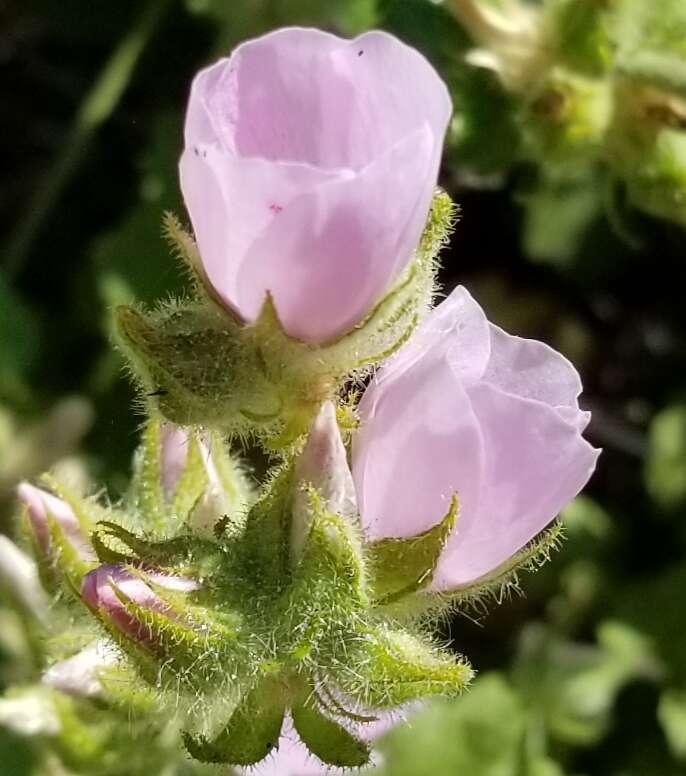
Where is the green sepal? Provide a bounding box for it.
[110,584,228,671]
[240,459,296,593]
[91,521,218,574]
[433,521,566,612]
[128,413,167,525]
[291,701,371,769]
[334,626,473,709]
[277,487,367,664]
[182,677,286,765]
[44,513,96,589]
[367,495,458,605]
[286,486,367,613]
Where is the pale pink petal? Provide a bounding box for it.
[482,323,584,411]
[435,382,600,587]
[354,351,485,541]
[159,422,191,499]
[184,56,232,150]
[186,28,451,171]
[237,127,434,342]
[179,147,345,323]
[374,285,491,391]
[353,285,600,589]
[0,536,48,622]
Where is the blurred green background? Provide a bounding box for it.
[1,1,686,774]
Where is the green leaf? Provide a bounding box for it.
[521,173,603,265]
[367,495,458,604]
[659,689,686,761]
[550,0,613,76]
[291,702,371,768]
[645,403,686,508]
[92,112,185,308]
[334,626,473,709]
[513,621,661,747]
[182,678,286,765]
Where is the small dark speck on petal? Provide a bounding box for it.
[358,50,364,56]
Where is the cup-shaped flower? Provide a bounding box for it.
[17,482,95,563]
[180,27,451,343]
[80,564,200,646]
[353,286,600,589]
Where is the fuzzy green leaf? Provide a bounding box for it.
[291,702,371,768]
[182,678,286,765]
[367,495,457,605]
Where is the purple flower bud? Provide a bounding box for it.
[180,28,451,343]
[353,286,600,589]
[17,482,95,562]
[80,564,199,644]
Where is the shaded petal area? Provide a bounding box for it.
[354,352,485,541]
[179,146,346,324]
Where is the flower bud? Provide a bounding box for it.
[353,285,600,590]
[291,402,357,562]
[80,564,199,645]
[180,28,451,344]
[17,482,95,563]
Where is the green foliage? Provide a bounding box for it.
[645,403,686,509]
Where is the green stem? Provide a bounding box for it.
[3,0,172,279]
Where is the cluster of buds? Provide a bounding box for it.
[11,27,598,774]
[448,0,686,229]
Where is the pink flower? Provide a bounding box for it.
[180,27,451,343]
[80,564,200,644]
[17,482,96,562]
[353,286,600,589]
